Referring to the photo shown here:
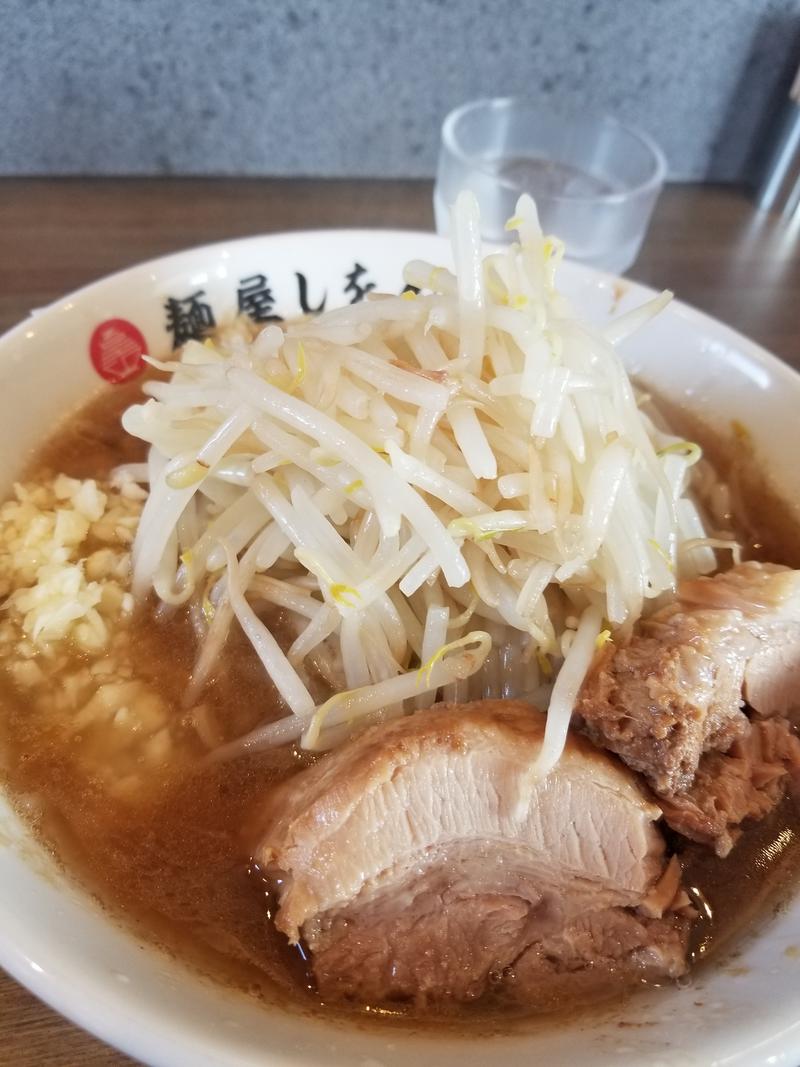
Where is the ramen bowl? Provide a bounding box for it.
[1,230,799,1067]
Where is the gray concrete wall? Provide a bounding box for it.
[2,0,799,180]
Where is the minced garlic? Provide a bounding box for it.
[0,476,141,651]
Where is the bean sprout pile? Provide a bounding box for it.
[118,193,713,769]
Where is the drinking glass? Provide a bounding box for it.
[434,97,666,275]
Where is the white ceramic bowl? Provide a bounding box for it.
[1,231,800,1067]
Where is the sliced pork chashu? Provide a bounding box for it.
[578,562,800,797]
[659,716,800,856]
[680,562,800,721]
[255,700,688,1006]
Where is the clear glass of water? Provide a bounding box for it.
[434,97,666,275]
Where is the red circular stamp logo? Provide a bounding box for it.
[89,319,148,384]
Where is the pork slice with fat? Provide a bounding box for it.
[254,700,689,1006]
[679,563,800,722]
[659,716,800,856]
[578,562,800,796]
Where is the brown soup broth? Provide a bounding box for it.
[1,382,800,1028]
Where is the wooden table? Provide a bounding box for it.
[0,178,798,1065]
